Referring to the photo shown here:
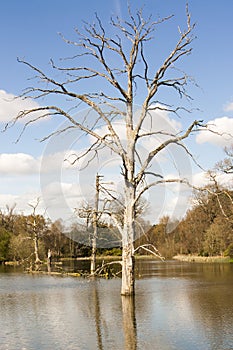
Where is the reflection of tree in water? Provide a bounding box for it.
[122,295,137,350]
[91,281,137,350]
[92,281,103,350]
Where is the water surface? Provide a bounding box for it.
[0,260,232,350]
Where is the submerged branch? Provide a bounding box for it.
[93,260,122,276]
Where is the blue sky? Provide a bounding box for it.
[0,0,233,224]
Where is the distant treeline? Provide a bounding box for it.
[0,212,89,263]
[1,187,233,263]
[136,187,233,259]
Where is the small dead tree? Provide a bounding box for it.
[7,5,203,295]
[91,174,104,274]
[76,175,103,274]
[215,145,233,174]
[77,174,103,274]
[28,198,42,264]
[201,166,233,225]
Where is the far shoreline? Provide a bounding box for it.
[2,254,232,266]
[173,254,232,263]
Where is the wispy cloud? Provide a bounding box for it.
[196,116,233,147]
[224,101,233,112]
[0,153,40,175]
[0,89,41,123]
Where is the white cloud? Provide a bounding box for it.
[40,149,77,174]
[0,89,40,123]
[196,117,233,147]
[217,172,233,187]
[43,181,76,197]
[0,194,18,207]
[40,181,84,221]
[190,170,233,190]
[0,179,83,221]
[0,150,81,178]
[0,192,43,215]
[0,153,40,175]
[191,171,210,188]
[224,102,233,112]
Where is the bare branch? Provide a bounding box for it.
[135,120,204,185]
[135,6,195,134]
[134,244,165,260]
[135,178,190,204]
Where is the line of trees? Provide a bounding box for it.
[136,188,233,259]
[1,146,233,264]
[1,183,232,264]
[136,146,233,259]
[0,210,85,264]
[0,203,148,265]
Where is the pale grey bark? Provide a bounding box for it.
[28,198,41,264]
[90,174,103,274]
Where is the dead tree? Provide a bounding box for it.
[215,145,233,174]
[28,198,42,264]
[6,5,203,295]
[76,176,103,275]
[90,174,103,274]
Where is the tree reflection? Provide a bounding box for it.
[121,295,137,350]
[93,281,103,350]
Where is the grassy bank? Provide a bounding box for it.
[173,254,232,263]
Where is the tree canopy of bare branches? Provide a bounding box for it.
[6,5,203,295]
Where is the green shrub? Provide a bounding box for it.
[224,243,233,258]
[0,228,11,261]
[103,248,122,256]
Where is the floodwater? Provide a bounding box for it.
[0,260,233,350]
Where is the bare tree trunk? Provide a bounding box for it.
[28,199,41,264]
[34,233,40,263]
[91,174,101,275]
[121,243,135,295]
[121,174,136,295]
[90,224,97,275]
[33,219,41,264]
